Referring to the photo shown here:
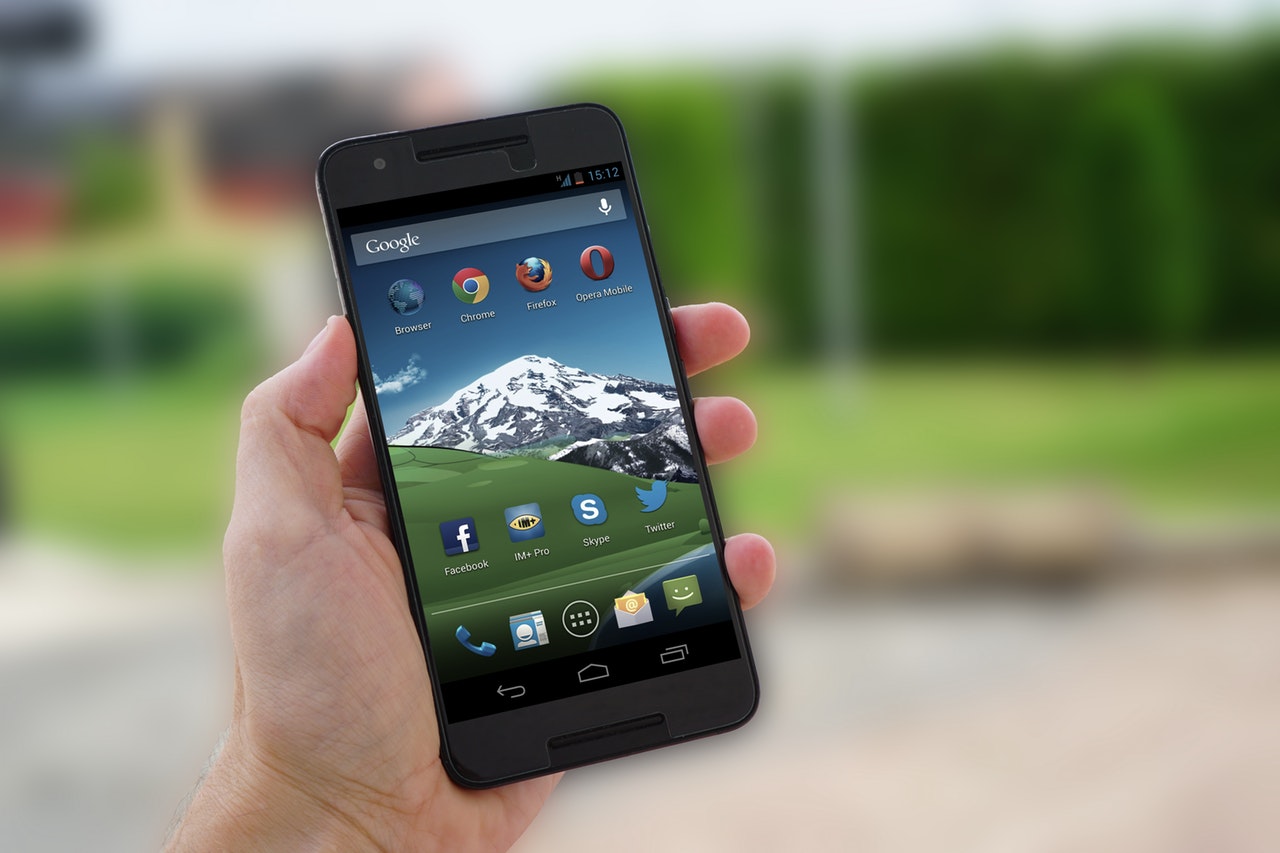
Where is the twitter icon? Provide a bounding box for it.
[635,479,669,513]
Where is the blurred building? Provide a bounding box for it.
[1,4,409,246]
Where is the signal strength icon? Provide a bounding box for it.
[559,174,572,188]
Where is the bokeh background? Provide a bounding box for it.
[2,1,1279,851]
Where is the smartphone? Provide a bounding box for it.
[316,104,758,787]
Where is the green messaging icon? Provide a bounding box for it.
[662,575,703,617]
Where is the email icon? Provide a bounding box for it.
[613,590,653,628]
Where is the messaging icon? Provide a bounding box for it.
[613,590,653,628]
[662,575,703,616]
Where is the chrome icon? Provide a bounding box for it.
[452,267,490,304]
[515,257,552,292]
[579,245,615,281]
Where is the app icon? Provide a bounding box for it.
[571,493,607,525]
[455,625,496,657]
[504,503,545,542]
[662,575,703,616]
[452,267,490,304]
[562,600,600,638]
[635,480,668,513]
[579,245,615,281]
[613,590,653,628]
[440,517,479,555]
[388,279,425,316]
[515,257,552,292]
[509,610,550,650]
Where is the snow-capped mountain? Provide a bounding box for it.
[389,355,695,480]
[551,412,697,481]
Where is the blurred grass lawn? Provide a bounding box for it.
[3,336,253,561]
[6,345,1278,565]
[712,356,1280,539]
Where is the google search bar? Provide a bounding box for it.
[350,189,627,267]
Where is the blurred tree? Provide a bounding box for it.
[753,72,823,358]
[68,130,158,232]
[1192,40,1280,347]
[559,73,752,300]
[857,41,1280,354]
[1064,61,1205,350]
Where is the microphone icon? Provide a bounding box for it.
[598,197,612,215]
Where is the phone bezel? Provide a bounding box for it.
[316,104,758,787]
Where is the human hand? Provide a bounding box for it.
[166,302,775,852]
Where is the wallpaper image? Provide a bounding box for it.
[346,188,696,484]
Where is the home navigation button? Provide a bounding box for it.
[577,663,610,683]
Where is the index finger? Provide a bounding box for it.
[671,302,750,377]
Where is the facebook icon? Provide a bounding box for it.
[440,517,480,556]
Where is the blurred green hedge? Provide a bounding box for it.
[0,266,248,379]
[857,43,1280,353]
[570,38,1280,356]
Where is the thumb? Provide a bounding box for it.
[229,316,358,539]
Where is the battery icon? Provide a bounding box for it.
[573,171,584,186]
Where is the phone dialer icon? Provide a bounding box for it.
[455,625,496,657]
[562,600,600,638]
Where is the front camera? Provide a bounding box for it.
[373,158,387,170]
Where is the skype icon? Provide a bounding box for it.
[570,493,608,526]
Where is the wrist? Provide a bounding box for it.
[165,727,403,852]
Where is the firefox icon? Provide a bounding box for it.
[515,257,552,292]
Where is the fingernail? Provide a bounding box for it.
[303,316,338,356]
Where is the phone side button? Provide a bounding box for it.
[577,663,610,683]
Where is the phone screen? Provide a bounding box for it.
[334,163,742,724]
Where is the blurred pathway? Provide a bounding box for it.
[3,536,1279,852]
[0,538,230,853]
[516,566,1280,853]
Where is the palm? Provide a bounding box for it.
[226,393,557,850]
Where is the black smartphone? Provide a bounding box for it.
[316,104,758,787]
